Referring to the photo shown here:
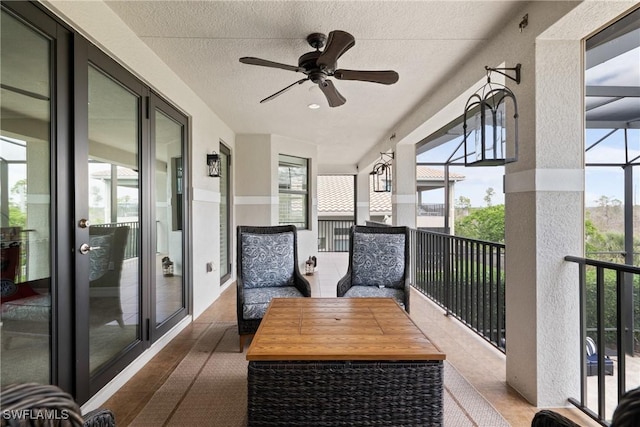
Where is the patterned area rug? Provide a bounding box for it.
[130,322,509,426]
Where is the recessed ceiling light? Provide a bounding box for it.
[308,103,320,110]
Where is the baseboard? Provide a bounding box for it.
[80,315,193,413]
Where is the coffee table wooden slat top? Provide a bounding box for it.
[246,297,445,361]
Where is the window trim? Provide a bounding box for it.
[278,154,309,230]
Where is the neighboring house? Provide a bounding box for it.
[317,166,465,250]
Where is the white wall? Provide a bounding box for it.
[235,133,319,270]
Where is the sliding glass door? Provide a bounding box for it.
[1,1,191,403]
[219,143,231,282]
[151,96,188,337]
[0,6,53,386]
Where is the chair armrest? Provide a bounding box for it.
[337,272,352,297]
[236,277,245,321]
[293,270,312,297]
[403,277,411,313]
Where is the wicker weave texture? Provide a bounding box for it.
[0,383,115,427]
[247,360,443,426]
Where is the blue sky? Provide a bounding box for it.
[417,128,640,208]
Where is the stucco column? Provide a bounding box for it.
[356,169,371,225]
[391,144,416,228]
[504,37,583,406]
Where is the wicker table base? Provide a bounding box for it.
[247,360,443,426]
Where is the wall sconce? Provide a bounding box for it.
[370,152,394,193]
[463,64,520,166]
[207,152,220,177]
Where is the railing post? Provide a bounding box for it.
[579,261,587,407]
[596,267,606,419]
[444,233,450,316]
[616,270,626,400]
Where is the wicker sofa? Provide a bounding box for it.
[236,225,311,351]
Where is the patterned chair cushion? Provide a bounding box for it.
[352,233,405,289]
[1,293,51,322]
[242,286,305,320]
[241,232,295,289]
[342,285,405,309]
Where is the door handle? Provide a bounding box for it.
[79,243,101,255]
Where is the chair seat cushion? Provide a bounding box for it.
[342,285,405,309]
[1,293,50,322]
[243,286,305,320]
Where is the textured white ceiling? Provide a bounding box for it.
[105,0,524,169]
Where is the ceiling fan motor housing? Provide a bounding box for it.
[298,51,323,74]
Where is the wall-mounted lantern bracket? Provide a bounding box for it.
[484,64,521,85]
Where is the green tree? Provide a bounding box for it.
[455,204,505,243]
[484,187,495,207]
[8,204,26,228]
[454,196,471,216]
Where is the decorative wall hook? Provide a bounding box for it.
[519,14,528,32]
[484,64,521,85]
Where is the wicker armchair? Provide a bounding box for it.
[236,225,311,351]
[0,383,115,427]
[337,225,410,312]
[88,225,129,328]
[531,410,580,427]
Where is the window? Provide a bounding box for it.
[279,154,309,229]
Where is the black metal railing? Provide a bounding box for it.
[92,221,139,260]
[565,255,640,426]
[410,229,506,352]
[318,220,354,252]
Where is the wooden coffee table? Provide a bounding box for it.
[246,297,446,426]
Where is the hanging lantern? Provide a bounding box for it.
[463,64,520,166]
[370,152,394,193]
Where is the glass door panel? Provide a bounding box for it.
[87,65,140,375]
[0,9,52,385]
[219,145,230,281]
[154,109,184,325]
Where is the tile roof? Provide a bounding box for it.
[417,166,465,180]
[318,167,464,214]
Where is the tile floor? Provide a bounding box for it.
[103,252,600,426]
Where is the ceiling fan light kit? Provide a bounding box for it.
[239,30,399,107]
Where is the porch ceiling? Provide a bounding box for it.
[104,0,525,170]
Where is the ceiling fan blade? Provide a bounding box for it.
[240,57,303,73]
[318,79,346,107]
[317,31,355,70]
[334,69,399,85]
[259,78,308,103]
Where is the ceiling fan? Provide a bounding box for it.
[239,30,399,108]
